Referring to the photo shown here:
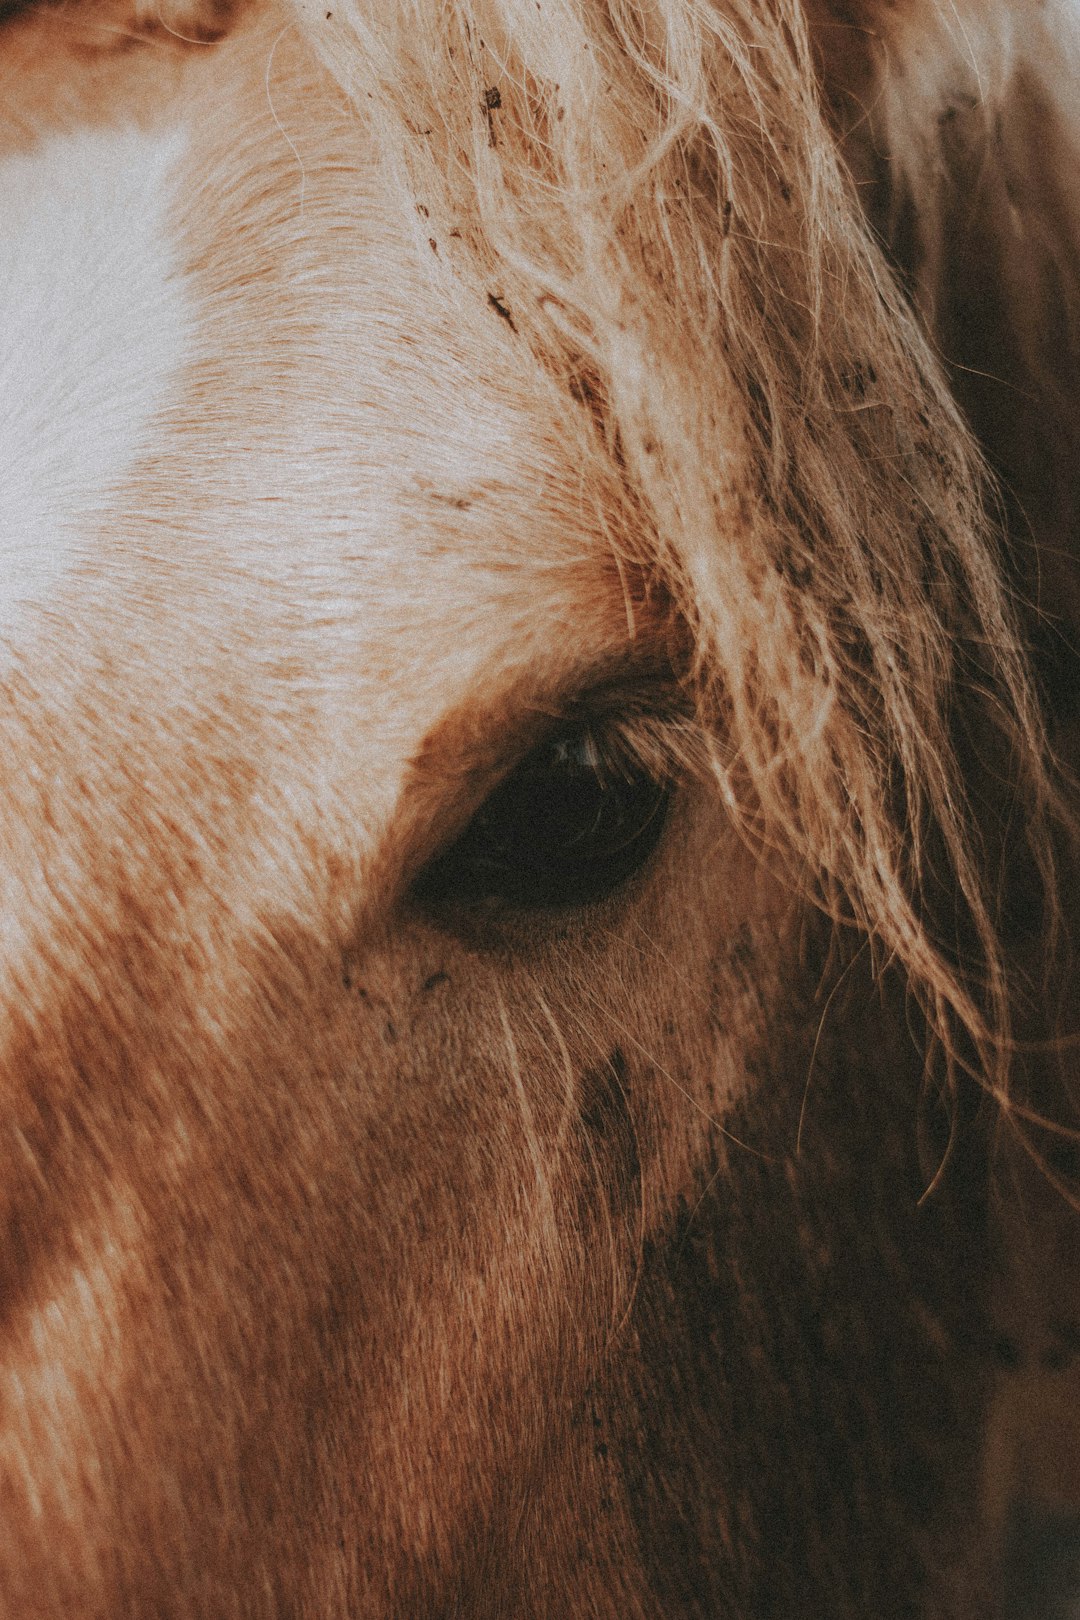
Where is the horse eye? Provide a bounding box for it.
[414,726,672,911]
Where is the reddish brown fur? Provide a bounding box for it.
[0,0,1078,1615]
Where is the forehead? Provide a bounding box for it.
[0,7,649,789]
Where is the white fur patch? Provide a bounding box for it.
[0,126,191,645]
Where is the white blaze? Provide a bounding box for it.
[0,125,190,639]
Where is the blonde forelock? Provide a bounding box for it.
[293,0,1060,1099]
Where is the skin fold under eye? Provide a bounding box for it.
[412,719,675,912]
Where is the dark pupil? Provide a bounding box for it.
[416,730,670,910]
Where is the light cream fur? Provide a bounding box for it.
[0,0,1077,1614]
[0,124,192,645]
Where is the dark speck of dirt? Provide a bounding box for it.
[993,1334,1022,1370]
[487,292,517,331]
[580,1048,629,1139]
[1050,1318,1080,1353]
[421,971,450,994]
[483,85,502,146]
[1041,1345,1073,1372]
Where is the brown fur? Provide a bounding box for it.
[0,0,1078,1614]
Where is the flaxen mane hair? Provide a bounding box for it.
[298,0,1058,1102]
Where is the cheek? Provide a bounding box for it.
[329,789,789,1303]
[291,801,793,1584]
[0,785,792,1608]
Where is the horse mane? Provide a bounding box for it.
[290,0,1061,1102]
[813,0,1080,700]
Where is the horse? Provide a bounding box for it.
[1,0,1078,1612]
